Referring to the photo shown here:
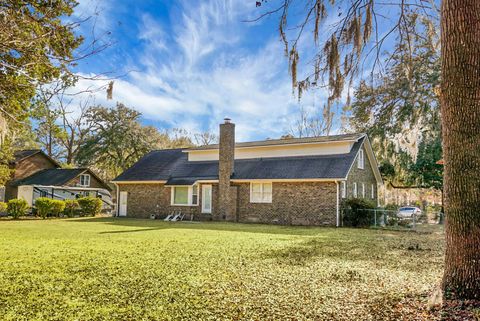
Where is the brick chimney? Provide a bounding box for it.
[218,117,235,220]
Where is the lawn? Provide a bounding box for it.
[0,218,445,320]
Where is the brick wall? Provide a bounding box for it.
[118,181,338,226]
[235,181,337,226]
[117,183,214,220]
[344,145,378,203]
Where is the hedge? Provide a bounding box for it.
[64,199,80,217]
[77,197,103,216]
[35,197,54,219]
[342,198,377,227]
[0,201,7,213]
[7,199,29,219]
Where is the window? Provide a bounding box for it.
[353,182,357,198]
[362,183,365,198]
[358,150,365,169]
[341,181,346,198]
[250,182,272,203]
[79,174,90,187]
[171,185,198,206]
[371,184,375,199]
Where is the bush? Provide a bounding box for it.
[342,198,376,227]
[7,198,29,219]
[0,201,7,213]
[35,198,66,218]
[35,197,54,219]
[64,199,80,217]
[78,197,102,217]
[384,203,398,211]
[50,200,66,217]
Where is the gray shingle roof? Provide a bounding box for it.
[13,150,42,162]
[113,136,365,183]
[12,168,87,186]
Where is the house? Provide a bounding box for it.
[113,119,383,226]
[4,150,112,208]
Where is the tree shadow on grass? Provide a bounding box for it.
[67,217,344,237]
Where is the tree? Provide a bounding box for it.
[76,103,193,179]
[440,0,480,300]
[194,132,218,146]
[0,0,82,125]
[288,105,333,138]
[349,16,442,187]
[0,1,113,184]
[256,0,479,300]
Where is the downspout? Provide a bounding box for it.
[113,182,119,217]
[335,180,340,227]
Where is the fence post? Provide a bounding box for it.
[413,213,416,230]
[374,209,377,227]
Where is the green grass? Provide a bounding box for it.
[0,218,445,320]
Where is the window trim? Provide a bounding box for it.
[341,181,346,198]
[371,184,375,199]
[79,174,91,187]
[353,182,357,198]
[171,185,199,206]
[249,182,273,203]
[358,150,365,169]
[362,183,365,198]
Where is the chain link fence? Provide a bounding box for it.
[342,208,444,230]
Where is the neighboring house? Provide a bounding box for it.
[5,150,112,208]
[113,119,383,226]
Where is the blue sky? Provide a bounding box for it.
[69,0,344,142]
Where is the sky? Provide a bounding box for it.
[69,0,344,142]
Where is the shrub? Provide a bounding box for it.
[0,201,7,213]
[64,199,80,217]
[50,200,66,217]
[384,203,399,211]
[78,197,102,216]
[7,198,29,219]
[342,198,376,227]
[35,197,54,219]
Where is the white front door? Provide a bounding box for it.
[119,191,128,216]
[201,185,212,214]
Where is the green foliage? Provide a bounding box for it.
[50,200,66,217]
[7,198,29,218]
[34,197,54,219]
[64,199,80,217]
[349,17,442,188]
[0,201,7,213]
[0,0,82,128]
[76,103,193,179]
[0,218,446,319]
[77,197,102,216]
[384,203,399,211]
[343,198,376,227]
[34,198,67,218]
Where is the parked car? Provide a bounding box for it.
[397,206,422,219]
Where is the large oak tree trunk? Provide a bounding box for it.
[441,0,480,299]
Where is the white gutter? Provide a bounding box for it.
[335,180,340,227]
[112,182,119,217]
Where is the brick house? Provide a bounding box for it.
[4,150,112,207]
[112,119,383,226]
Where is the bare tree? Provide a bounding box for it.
[289,105,332,137]
[194,132,218,146]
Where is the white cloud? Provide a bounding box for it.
[71,0,332,142]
